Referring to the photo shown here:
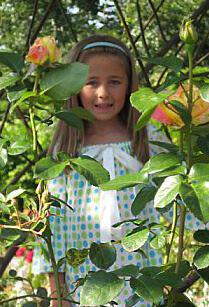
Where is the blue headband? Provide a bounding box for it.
[82,41,127,55]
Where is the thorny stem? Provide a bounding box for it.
[165,201,178,264]
[175,46,194,274]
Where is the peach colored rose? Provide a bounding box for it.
[152,85,209,127]
[26,36,61,65]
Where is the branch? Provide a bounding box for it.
[178,270,200,293]
[136,0,151,57]
[147,0,167,42]
[0,95,11,138]
[30,0,57,46]
[134,0,166,44]
[56,0,77,42]
[113,0,151,87]
[25,0,39,52]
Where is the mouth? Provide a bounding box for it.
[94,103,113,108]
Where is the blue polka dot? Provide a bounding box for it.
[120,247,123,252]
[56,217,60,224]
[57,234,61,240]
[77,216,81,222]
[70,284,74,290]
[83,240,88,247]
[130,193,135,200]
[186,214,192,221]
[120,170,125,175]
[59,188,64,193]
[149,208,153,214]
[136,262,141,267]
[87,215,92,221]
[150,250,155,257]
[81,224,86,230]
[124,203,128,209]
[78,199,82,205]
[169,210,173,217]
[79,181,84,188]
[63,225,68,231]
[52,179,57,184]
[57,250,62,256]
[89,232,93,238]
[74,190,77,197]
[69,200,73,205]
[159,257,162,264]
[95,223,99,229]
[95,206,98,211]
[87,197,91,203]
[80,266,85,273]
[72,225,76,231]
[49,216,54,222]
[74,173,79,180]
[117,196,120,201]
[94,188,99,194]
[128,254,133,261]
[196,221,200,226]
[73,241,76,247]
[61,208,65,215]
[77,234,81,240]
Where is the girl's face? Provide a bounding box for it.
[79,54,129,123]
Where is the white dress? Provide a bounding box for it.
[32,124,205,306]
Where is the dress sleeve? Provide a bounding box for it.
[32,172,69,274]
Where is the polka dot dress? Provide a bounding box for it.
[32,124,207,306]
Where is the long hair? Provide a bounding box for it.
[48,35,149,164]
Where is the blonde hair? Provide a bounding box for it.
[48,34,149,164]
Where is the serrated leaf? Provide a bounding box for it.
[0,73,19,90]
[148,153,183,176]
[146,56,183,73]
[100,167,148,191]
[122,227,149,252]
[80,270,125,306]
[154,175,182,208]
[189,163,209,182]
[89,242,116,270]
[34,157,68,180]
[55,111,84,130]
[131,185,157,216]
[66,248,89,267]
[193,246,209,269]
[6,188,25,202]
[130,275,163,304]
[0,51,24,73]
[70,155,109,186]
[40,62,89,100]
[193,229,209,243]
[179,182,204,222]
[112,265,140,278]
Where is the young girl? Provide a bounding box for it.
[32,35,173,306]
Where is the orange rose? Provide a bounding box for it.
[152,85,209,127]
[26,36,61,65]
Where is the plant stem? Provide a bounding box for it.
[175,46,194,274]
[165,201,178,264]
[29,73,39,158]
[45,234,62,307]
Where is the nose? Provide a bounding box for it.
[97,83,109,100]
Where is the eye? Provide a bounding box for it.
[86,80,97,86]
[109,79,121,85]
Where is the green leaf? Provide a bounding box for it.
[150,234,166,249]
[193,229,209,243]
[113,218,147,228]
[0,73,19,90]
[191,181,209,222]
[89,242,116,269]
[198,267,209,285]
[7,88,27,102]
[149,140,179,153]
[135,107,156,131]
[154,175,182,208]
[122,227,149,252]
[179,182,204,222]
[40,62,89,100]
[189,163,209,182]
[55,111,84,131]
[36,287,48,297]
[70,155,110,186]
[112,265,140,278]
[130,87,170,112]
[0,203,10,214]
[154,271,182,288]
[148,153,183,176]
[71,106,94,122]
[66,248,89,267]
[193,246,209,269]
[197,135,209,156]
[80,270,125,306]
[10,91,36,113]
[0,147,8,169]
[8,141,30,155]
[34,157,68,180]
[153,164,187,178]
[6,188,25,202]
[100,168,148,191]
[0,51,24,73]
[130,275,163,304]
[168,100,191,124]
[200,83,209,102]
[131,185,156,216]
[146,56,183,73]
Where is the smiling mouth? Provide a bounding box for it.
[94,103,113,108]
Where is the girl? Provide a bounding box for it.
[32,35,170,306]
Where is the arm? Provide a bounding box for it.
[49,272,72,307]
